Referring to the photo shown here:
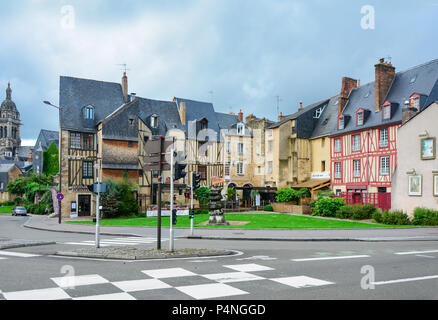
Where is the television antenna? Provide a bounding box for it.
[117,64,131,73]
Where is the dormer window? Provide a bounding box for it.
[338,115,345,130]
[237,123,245,135]
[382,102,391,120]
[85,106,94,120]
[410,94,421,111]
[129,118,135,126]
[151,115,158,128]
[200,119,208,131]
[357,110,364,126]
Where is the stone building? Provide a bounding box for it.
[0,83,22,157]
[0,163,23,202]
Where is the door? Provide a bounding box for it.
[78,195,91,217]
[352,193,362,205]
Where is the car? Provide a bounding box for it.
[12,206,27,216]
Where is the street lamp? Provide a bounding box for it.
[43,100,63,224]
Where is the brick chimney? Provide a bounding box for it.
[300,102,303,110]
[238,109,244,122]
[179,101,186,125]
[278,112,284,121]
[338,77,358,115]
[402,100,418,124]
[375,58,395,112]
[122,72,129,104]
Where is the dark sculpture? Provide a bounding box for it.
[208,187,229,226]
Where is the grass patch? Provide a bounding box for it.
[0,206,14,214]
[66,213,423,229]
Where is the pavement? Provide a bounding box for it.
[23,214,438,242]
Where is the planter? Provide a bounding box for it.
[273,202,311,215]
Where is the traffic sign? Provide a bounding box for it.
[57,193,64,201]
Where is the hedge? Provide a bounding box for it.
[412,208,438,226]
[336,204,377,220]
[312,197,346,217]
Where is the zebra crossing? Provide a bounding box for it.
[0,263,336,300]
[0,251,41,262]
[63,237,175,247]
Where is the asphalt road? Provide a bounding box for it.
[0,215,437,300]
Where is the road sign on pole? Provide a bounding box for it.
[57,193,64,201]
[169,145,175,252]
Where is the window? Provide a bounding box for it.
[413,98,420,110]
[352,135,361,152]
[238,143,244,155]
[225,163,231,176]
[357,111,364,126]
[129,118,135,126]
[82,133,94,150]
[82,161,94,179]
[226,142,231,154]
[380,128,389,148]
[335,139,341,153]
[268,161,273,174]
[198,165,207,180]
[383,104,391,120]
[380,156,390,175]
[353,160,361,177]
[237,163,244,175]
[85,107,94,120]
[237,124,245,135]
[321,161,326,172]
[70,132,81,149]
[338,116,344,130]
[200,120,208,131]
[268,141,273,153]
[151,115,158,128]
[335,162,341,179]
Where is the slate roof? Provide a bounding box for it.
[215,112,240,130]
[268,99,330,129]
[0,163,21,191]
[34,129,59,151]
[310,95,340,139]
[60,76,125,132]
[333,59,438,136]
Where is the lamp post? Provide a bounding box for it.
[43,101,63,224]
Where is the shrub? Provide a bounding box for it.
[335,205,354,219]
[412,208,438,226]
[226,188,236,201]
[264,205,274,212]
[276,189,300,204]
[195,187,210,209]
[313,197,346,217]
[195,209,209,215]
[25,203,37,214]
[381,211,411,225]
[2,200,16,206]
[373,210,383,224]
[335,204,377,220]
[14,198,25,205]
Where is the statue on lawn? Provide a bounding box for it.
[208,179,229,226]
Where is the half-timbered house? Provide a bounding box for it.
[330,58,438,210]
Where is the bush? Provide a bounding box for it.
[2,201,16,206]
[373,211,383,224]
[25,203,37,214]
[14,198,25,205]
[412,208,438,226]
[195,209,209,215]
[335,205,354,219]
[381,211,411,225]
[276,189,300,204]
[264,205,274,212]
[313,197,346,217]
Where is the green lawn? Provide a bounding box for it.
[0,206,14,214]
[66,213,421,229]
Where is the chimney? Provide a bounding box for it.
[179,101,186,125]
[245,114,256,124]
[402,100,418,124]
[338,77,358,115]
[375,58,395,112]
[278,112,284,121]
[300,102,303,110]
[238,109,244,122]
[122,72,129,103]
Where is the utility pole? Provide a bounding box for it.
[157,136,164,250]
[95,176,101,249]
[169,144,175,252]
[190,172,194,237]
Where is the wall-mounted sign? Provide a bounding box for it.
[311,172,331,179]
[421,137,436,160]
[408,174,422,197]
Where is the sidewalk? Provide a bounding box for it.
[24,215,438,242]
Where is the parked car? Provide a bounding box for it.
[12,207,27,216]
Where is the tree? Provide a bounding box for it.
[195,187,210,209]
[43,142,59,175]
[226,187,236,201]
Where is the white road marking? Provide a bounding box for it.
[51,274,109,288]
[3,287,70,300]
[395,250,438,255]
[112,279,172,292]
[0,251,40,258]
[236,256,278,261]
[74,292,136,300]
[0,257,7,260]
[63,242,111,247]
[202,272,265,283]
[272,276,334,288]
[292,255,370,262]
[224,264,275,272]
[372,275,438,286]
[176,283,248,300]
[142,268,197,279]
[415,254,436,259]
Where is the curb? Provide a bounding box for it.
[0,241,56,250]
[186,236,438,242]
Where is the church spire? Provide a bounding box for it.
[6,83,11,100]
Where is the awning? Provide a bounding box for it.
[292,179,331,191]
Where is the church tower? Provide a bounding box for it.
[0,83,21,157]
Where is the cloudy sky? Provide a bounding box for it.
[1,0,437,145]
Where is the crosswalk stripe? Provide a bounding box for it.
[63,242,111,247]
[0,251,41,258]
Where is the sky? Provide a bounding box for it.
[1,0,438,146]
